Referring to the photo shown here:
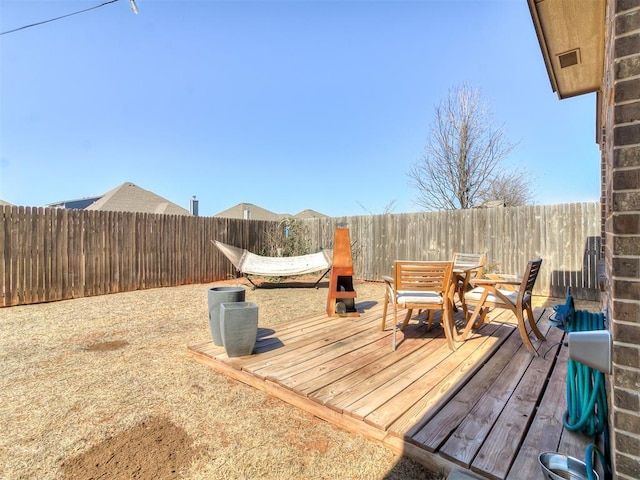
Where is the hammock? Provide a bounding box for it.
[212,240,333,287]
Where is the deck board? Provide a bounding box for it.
[387,321,513,438]
[506,335,571,480]
[470,325,565,479]
[438,320,558,470]
[293,336,391,395]
[409,318,526,453]
[187,298,594,480]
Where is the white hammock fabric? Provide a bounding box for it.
[213,240,333,277]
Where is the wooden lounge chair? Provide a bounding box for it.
[461,258,545,355]
[381,261,456,351]
[452,252,486,317]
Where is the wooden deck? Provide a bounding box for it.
[187,299,593,480]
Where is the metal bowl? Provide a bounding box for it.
[538,452,599,480]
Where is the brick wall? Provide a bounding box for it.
[602,1,640,478]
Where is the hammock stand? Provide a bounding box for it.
[212,240,332,288]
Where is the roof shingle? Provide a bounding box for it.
[86,182,190,216]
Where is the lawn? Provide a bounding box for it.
[0,277,440,480]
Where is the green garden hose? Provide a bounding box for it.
[586,442,608,480]
[563,309,610,479]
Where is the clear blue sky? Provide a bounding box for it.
[0,0,601,217]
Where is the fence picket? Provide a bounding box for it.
[0,202,601,307]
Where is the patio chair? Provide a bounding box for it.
[452,252,486,318]
[460,258,545,355]
[381,261,456,351]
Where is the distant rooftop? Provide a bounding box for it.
[47,196,102,210]
[46,182,192,216]
[214,203,328,221]
[86,182,191,216]
[294,209,328,219]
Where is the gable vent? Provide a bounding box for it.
[558,49,580,68]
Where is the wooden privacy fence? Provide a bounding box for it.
[1,202,601,307]
[303,202,602,301]
[0,206,275,307]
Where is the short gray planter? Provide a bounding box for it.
[220,302,258,357]
[208,286,245,346]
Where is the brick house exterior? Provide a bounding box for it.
[529,1,640,478]
[602,2,640,478]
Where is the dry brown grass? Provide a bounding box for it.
[0,277,444,480]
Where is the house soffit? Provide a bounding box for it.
[527,0,605,99]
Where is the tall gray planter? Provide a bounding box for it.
[220,302,258,357]
[208,286,245,346]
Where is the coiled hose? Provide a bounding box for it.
[563,309,610,480]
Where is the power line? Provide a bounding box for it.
[0,0,137,37]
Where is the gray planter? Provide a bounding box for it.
[208,286,245,346]
[220,302,258,357]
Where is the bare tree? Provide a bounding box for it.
[262,217,310,258]
[408,84,529,210]
[481,167,536,207]
[357,200,397,216]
